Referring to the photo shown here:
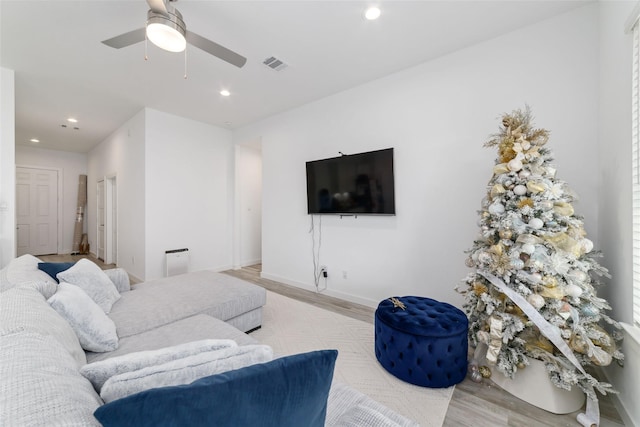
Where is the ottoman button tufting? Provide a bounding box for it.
[374,296,468,388]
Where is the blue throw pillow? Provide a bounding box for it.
[38,262,75,283]
[94,349,338,427]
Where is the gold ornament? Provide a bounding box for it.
[591,325,616,353]
[569,334,589,354]
[524,334,554,354]
[499,229,513,240]
[526,181,546,193]
[479,366,492,378]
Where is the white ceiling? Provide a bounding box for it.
[1,0,590,153]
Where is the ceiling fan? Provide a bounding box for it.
[101,0,246,68]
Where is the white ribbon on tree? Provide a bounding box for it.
[478,271,599,427]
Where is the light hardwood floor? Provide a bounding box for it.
[223,264,626,427]
[38,256,626,426]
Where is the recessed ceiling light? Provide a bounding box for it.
[67,117,78,123]
[364,7,381,20]
[220,90,231,97]
[29,138,40,143]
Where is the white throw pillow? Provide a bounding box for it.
[100,344,273,403]
[80,339,238,392]
[56,258,120,313]
[48,283,119,352]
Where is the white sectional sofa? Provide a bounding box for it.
[0,254,419,426]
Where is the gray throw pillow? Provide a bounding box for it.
[56,259,120,313]
[48,283,119,352]
[103,268,130,293]
[100,344,273,403]
[80,339,238,392]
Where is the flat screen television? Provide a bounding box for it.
[306,148,395,215]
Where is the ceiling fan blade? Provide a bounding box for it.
[102,28,146,49]
[186,31,247,68]
[146,0,168,15]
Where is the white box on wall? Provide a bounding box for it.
[165,248,189,277]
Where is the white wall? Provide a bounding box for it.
[144,109,234,279]
[16,146,87,254]
[234,144,262,268]
[597,2,639,426]
[87,110,146,280]
[234,5,600,308]
[0,67,15,268]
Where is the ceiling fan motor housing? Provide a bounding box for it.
[146,6,187,52]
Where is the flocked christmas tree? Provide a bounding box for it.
[459,107,624,401]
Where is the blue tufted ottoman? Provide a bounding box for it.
[375,296,468,388]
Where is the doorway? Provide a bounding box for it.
[104,175,117,265]
[16,167,59,256]
[97,180,104,260]
[97,176,117,264]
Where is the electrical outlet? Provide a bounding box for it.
[320,265,328,278]
[342,270,348,279]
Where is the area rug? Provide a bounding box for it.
[251,291,454,426]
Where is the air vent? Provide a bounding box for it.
[263,56,288,71]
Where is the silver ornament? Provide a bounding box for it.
[513,185,527,196]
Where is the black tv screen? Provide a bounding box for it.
[306,148,395,215]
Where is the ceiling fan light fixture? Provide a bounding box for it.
[146,9,187,53]
[364,6,381,20]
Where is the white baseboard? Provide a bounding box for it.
[260,271,379,309]
[208,264,234,273]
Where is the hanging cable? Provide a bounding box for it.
[309,215,326,292]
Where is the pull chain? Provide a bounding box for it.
[144,24,148,61]
[184,46,187,79]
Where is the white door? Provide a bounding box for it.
[16,167,58,256]
[97,180,105,260]
[105,176,117,265]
